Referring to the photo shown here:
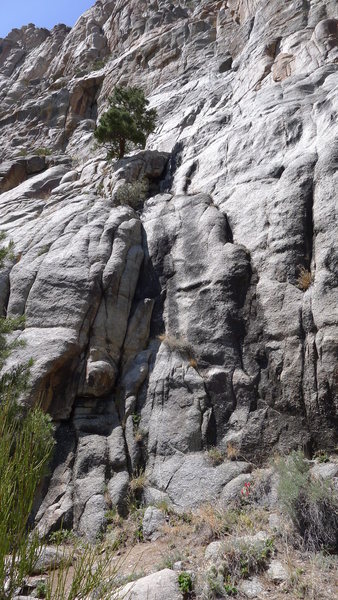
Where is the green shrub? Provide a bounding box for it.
[133,522,144,543]
[92,58,106,71]
[178,571,193,596]
[132,413,141,429]
[276,451,338,551]
[224,581,238,596]
[315,451,329,464]
[0,232,14,267]
[35,580,47,599]
[49,529,73,545]
[34,147,52,156]
[37,244,51,257]
[157,550,184,571]
[207,567,226,597]
[114,178,149,210]
[207,447,225,467]
[96,181,104,195]
[223,538,274,580]
[205,538,272,598]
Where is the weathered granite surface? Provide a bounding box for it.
[0,0,337,538]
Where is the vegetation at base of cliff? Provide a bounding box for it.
[276,450,338,552]
[94,86,157,160]
[0,396,55,599]
[43,540,121,600]
[0,234,55,600]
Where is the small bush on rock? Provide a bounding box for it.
[207,447,225,467]
[203,537,273,596]
[34,147,52,156]
[226,442,239,461]
[297,266,313,290]
[158,333,196,360]
[129,469,147,495]
[314,451,329,463]
[92,58,107,70]
[114,178,149,210]
[276,451,338,551]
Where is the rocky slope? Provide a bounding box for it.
[0,0,337,540]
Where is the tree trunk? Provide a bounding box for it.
[119,138,126,159]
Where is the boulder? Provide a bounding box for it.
[205,541,224,563]
[238,577,265,598]
[219,473,253,508]
[267,560,288,583]
[142,506,166,541]
[31,546,67,574]
[117,569,182,600]
[311,462,338,480]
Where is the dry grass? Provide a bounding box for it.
[189,357,198,369]
[157,333,195,359]
[279,541,338,600]
[192,504,269,541]
[226,442,239,461]
[129,470,147,494]
[297,266,313,290]
[43,539,124,600]
[161,520,192,545]
[192,504,232,540]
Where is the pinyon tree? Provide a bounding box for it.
[94,86,157,159]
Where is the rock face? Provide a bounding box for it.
[0,0,337,539]
[117,569,182,600]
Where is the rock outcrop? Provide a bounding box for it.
[0,0,337,539]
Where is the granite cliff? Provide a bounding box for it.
[0,0,337,541]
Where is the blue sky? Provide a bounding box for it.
[1,0,95,38]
